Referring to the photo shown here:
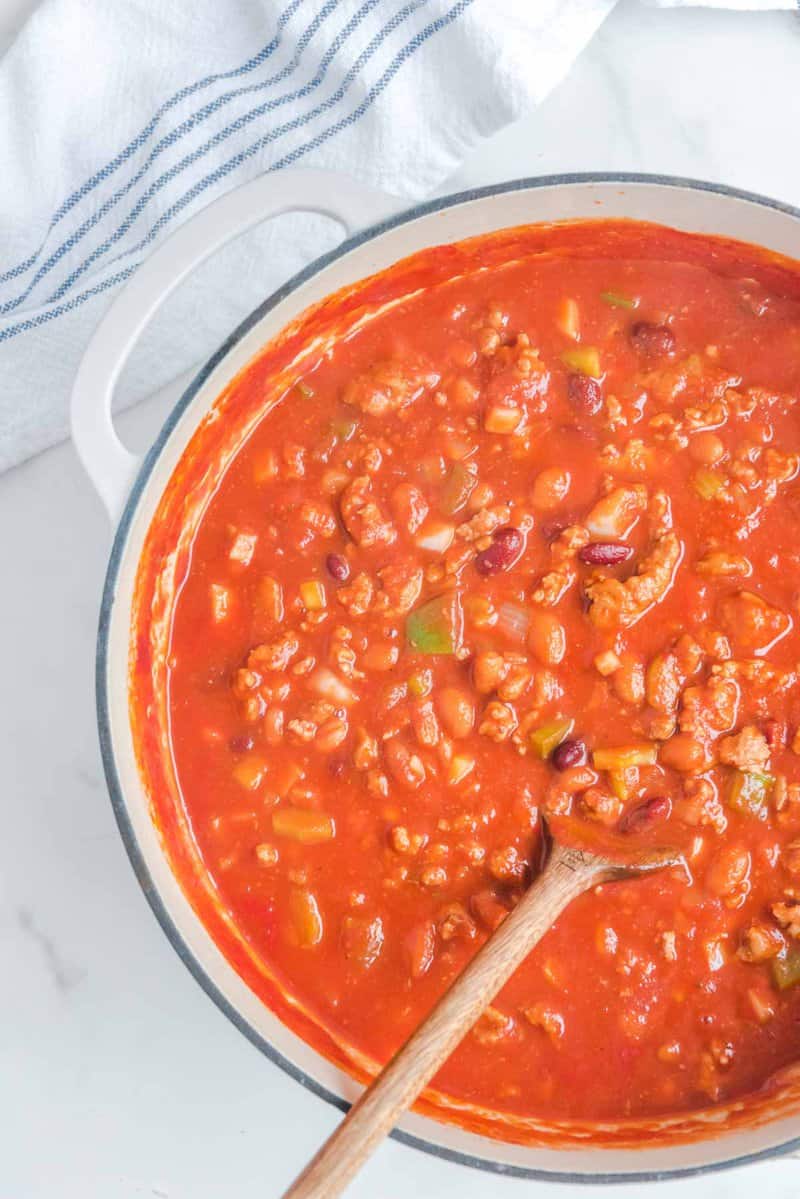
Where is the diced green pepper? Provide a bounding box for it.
[330,414,359,442]
[407,668,433,698]
[406,592,463,655]
[600,290,637,310]
[593,743,658,771]
[772,945,800,991]
[420,455,447,484]
[529,718,574,761]
[440,461,478,515]
[561,347,601,378]
[729,770,774,817]
[692,468,725,500]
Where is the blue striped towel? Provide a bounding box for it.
[0,0,624,472]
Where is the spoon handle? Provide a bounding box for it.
[282,843,609,1199]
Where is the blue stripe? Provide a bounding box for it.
[0,0,473,346]
[0,0,367,314]
[47,1,441,304]
[0,0,306,287]
[0,265,136,342]
[0,0,359,315]
[273,0,475,173]
[47,0,431,304]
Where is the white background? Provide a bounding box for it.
[3,1,800,1196]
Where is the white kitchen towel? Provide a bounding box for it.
[650,1,794,8]
[0,0,620,473]
[652,1,796,7]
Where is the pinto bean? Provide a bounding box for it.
[612,652,645,706]
[660,734,707,773]
[384,737,426,789]
[532,468,571,511]
[436,688,475,739]
[707,845,751,899]
[527,608,566,666]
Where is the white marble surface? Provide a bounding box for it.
[3,1,800,1196]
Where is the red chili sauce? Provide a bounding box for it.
[157,222,800,1128]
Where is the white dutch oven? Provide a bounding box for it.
[72,171,800,1183]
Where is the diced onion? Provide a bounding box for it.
[594,650,621,676]
[496,602,530,644]
[229,530,257,566]
[415,520,455,554]
[210,583,231,623]
[448,755,476,785]
[309,668,357,707]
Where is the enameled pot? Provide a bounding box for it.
[72,171,800,1183]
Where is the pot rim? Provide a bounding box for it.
[96,171,800,1184]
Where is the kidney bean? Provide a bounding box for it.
[326,552,350,582]
[763,718,787,751]
[540,518,569,542]
[328,755,348,779]
[475,526,524,576]
[619,795,672,834]
[567,372,603,416]
[551,738,588,771]
[579,542,635,566]
[629,321,676,356]
[229,734,255,754]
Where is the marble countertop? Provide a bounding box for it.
[4,2,800,1196]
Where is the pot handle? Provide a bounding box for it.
[70,168,405,524]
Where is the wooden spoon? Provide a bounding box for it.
[282,824,682,1199]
